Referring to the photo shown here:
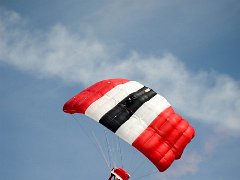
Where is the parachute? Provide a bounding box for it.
[63,78,195,172]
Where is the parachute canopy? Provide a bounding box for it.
[63,78,195,172]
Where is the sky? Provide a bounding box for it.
[0,0,240,179]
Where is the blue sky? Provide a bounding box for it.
[0,0,240,179]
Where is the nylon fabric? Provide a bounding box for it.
[99,86,157,132]
[63,78,195,172]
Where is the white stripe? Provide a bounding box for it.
[85,81,144,122]
[116,94,171,144]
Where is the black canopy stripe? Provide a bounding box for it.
[99,86,157,133]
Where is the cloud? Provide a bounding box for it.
[160,152,202,180]
[0,9,240,134]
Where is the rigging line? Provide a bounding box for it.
[71,114,95,145]
[110,133,117,167]
[130,158,146,176]
[117,136,124,168]
[104,128,114,168]
[113,134,119,168]
[71,114,111,170]
[128,151,138,172]
[113,133,120,168]
[91,130,111,170]
[132,170,159,180]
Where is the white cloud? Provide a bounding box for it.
[160,152,202,180]
[0,9,240,134]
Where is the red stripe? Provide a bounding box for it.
[63,78,129,114]
[132,106,195,172]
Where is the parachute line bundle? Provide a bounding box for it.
[63,78,195,172]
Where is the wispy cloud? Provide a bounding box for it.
[158,152,202,180]
[1,9,240,135]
